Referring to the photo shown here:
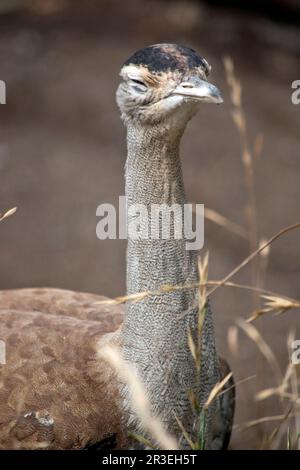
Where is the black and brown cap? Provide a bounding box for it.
[123,44,211,75]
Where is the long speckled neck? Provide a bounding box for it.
[122,120,220,446]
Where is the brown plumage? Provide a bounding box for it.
[0,288,125,449]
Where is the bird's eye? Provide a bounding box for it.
[181,83,194,89]
[129,78,148,92]
[131,78,146,86]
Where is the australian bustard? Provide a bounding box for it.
[0,44,234,450]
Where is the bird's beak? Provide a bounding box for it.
[172,76,223,104]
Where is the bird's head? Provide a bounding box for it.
[116,44,223,126]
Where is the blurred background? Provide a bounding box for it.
[0,0,299,449]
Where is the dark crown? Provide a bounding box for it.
[124,44,209,75]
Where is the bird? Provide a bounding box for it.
[0,44,234,450]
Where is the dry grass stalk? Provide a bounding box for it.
[198,252,209,319]
[253,133,264,160]
[176,374,254,448]
[236,365,298,448]
[255,363,298,403]
[248,295,300,322]
[97,291,149,306]
[100,345,178,450]
[237,318,282,385]
[256,237,270,298]
[172,413,196,449]
[198,253,209,367]
[224,55,263,427]
[0,207,17,223]
[218,375,256,401]
[95,223,300,312]
[263,295,300,315]
[198,253,209,307]
[227,325,239,358]
[96,277,300,320]
[266,406,294,449]
[239,328,300,448]
[281,362,294,396]
[204,372,232,410]
[188,328,200,373]
[96,220,300,308]
[207,222,300,297]
[234,414,287,431]
[224,56,258,254]
[258,237,270,262]
[187,253,210,373]
[202,205,249,240]
[256,387,286,402]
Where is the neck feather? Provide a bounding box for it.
[124,121,196,313]
[122,120,219,444]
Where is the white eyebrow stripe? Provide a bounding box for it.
[128,74,144,82]
[121,65,145,80]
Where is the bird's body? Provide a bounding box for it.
[0,44,234,450]
[0,288,124,449]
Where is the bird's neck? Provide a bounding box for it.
[121,121,219,443]
[124,121,194,298]
[125,122,186,206]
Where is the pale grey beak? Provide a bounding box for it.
[172,76,223,104]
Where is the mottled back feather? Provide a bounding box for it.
[0,288,125,449]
